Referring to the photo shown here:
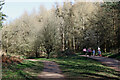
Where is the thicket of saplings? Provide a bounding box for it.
[2,2,120,60]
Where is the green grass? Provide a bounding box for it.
[109,53,120,60]
[101,52,120,61]
[102,52,113,57]
[37,55,120,80]
[2,60,43,80]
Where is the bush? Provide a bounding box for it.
[49,51,57,58]
[109,53,120,60]
[2,55,23,65]
[57,49,76,57]
[102,52,113,57]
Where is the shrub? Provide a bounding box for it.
[57,49,76,57]
[2,55,23,65]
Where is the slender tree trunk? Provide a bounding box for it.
[68,39,71,49]
[6,37,8,54]
[118,24,120,54]
[35,48,39,58]
[118,17,120,54]
[113,9,117,49]
[47,52,50,59]
[62,32,65,51]
[104,41,107,53]
[73,36,75,50]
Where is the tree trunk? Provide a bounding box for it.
[62,32,65,51]
[47,52,50,59]
[118,27,120,54]
[73,36,75,50]
[118,21,120,54]
[35,48,39,58]
[68,39,71,49]
[104,41,107,53]
[117,4,120,54]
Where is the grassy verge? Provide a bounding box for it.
[2,60,43,80]
[37,55,120,80]
[101,52,120,61]
[108,53,120,61]
[101,52,113,57]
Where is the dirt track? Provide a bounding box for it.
[80,55,120,71]
[27,59,64,79]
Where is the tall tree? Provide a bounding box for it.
[40,9,61,58]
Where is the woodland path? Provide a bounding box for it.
[27,59,64,80]
[80,55,120,72]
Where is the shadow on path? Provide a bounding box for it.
[80,55,120,72]
[27,59,64,80]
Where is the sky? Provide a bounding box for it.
[2,0,60,24]
[2,0,106,24]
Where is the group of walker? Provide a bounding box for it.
[83,47,102,57]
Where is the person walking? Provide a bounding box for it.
[83,48,87,56]
[88,48,92,56]
[98,49,102,56]
[93,49,95,56]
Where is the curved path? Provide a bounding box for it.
[80,55,120,71]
